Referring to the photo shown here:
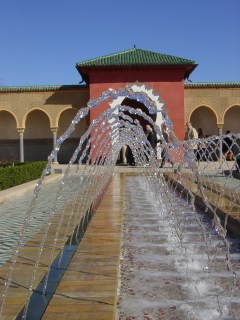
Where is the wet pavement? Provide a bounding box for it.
[0,167,240,319]
[116,175,240,320]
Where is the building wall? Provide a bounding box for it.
[0,88,90,162]
[0,89,89,129]
[184,86,240,136]
[0,84,240,162]
[88,68,186,139]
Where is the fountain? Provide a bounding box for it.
[0,82,239,319]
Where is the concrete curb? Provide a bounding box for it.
[0,174,63,204]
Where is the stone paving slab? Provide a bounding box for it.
[42,173,124,319]
[0,173,124,319]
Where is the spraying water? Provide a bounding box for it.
[0,82,239,319]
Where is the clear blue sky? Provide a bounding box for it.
[1,0,239,86]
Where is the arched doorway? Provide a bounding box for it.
[190,106,218,137]
[223,105,240,158]
[24,110,52,161]
[0,111,18,161]
[58,109,87,163]
[190,106,219,161]
[223,105,240,133]
[118,98,157,165]
[121,98,157,128]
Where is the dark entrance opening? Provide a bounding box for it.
[117,98,156,165]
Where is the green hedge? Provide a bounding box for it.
[0,161,48,191]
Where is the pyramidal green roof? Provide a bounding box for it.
[76,48,197,82]
[76,48,196,68]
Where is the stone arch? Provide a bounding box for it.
[55,107,73,127]
[58,108,86,138]
[24,109,53,161]
[0,110,19,137]
[189,105,218,137]
[57,108,87,164]
[22,108,53,128]
[118,97,158,165]
[121,97,157,128]
[109,82,164,129]
[24,109,52,139]
[55,107,86,129]
[222,105,240,133]
[0,110,19,161]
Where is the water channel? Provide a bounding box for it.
[0,174,87,266]
[1,172,240,319]
[0,83,239,319]
[116,175,240,320]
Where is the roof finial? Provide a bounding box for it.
[133,44,136,49]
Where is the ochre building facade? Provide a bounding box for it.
[0,48,239,163]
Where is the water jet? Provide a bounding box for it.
[0,82,239,319]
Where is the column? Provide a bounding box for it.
[218,125,223,136]
[217,124,223,159]
[17,129,25,163]
[51,128,58,163]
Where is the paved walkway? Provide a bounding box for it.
[0,165,239,319]
[42,173,124,320]
[0,173,124,320]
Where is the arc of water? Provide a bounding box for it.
[0,106,107,316]
[38,104,162,303]
[0,156,54,315]
[183,136,233,272]
[2,82,239,319]
[39,119,119,297]
[61,107,161,262]
[168,138,228,270]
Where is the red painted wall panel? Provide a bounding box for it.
[89,68,186,140]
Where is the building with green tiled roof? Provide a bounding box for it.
[76,48,198,83]
[0,47,239,163]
